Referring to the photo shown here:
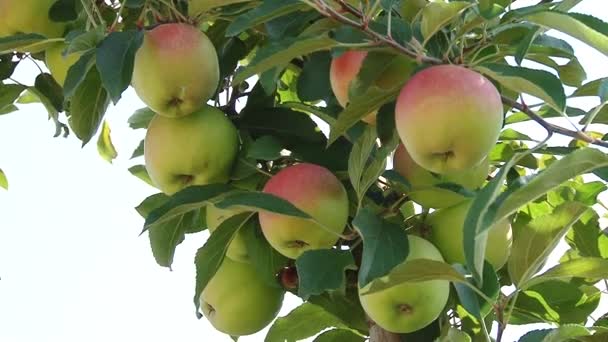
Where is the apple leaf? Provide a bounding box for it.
[213,191,312,219]
[352,208,409,288]
[193,213,255,314]
[66,67,111,145]
[297,52,332,102]
[420,1,471,42]
[0,33,61,54]
[437,328,472,342]
[63,50,96,98]
[508,202,588,288]
[565,210,608,259]
[242,219,289,289]
[49,0,78,22]
[247,135,283,161]
[520,325,591,342]
[96,30,143,104]
[0,168,7,190]
[144,184,235,230]
[523,11,608,56]
[128,165,154,187]
[474,63,566,111]
[135,193,169,219]
[525,257,608,289]
[96,120,117,163]
[572,77,608,98]
[313,329,365,342]
[130,140,144,159]
[0,104,18,115]
[65,27,105,55]
[296,249,356,300]
[226,0,306,37]
[0,84,26,109]
[127,107,155,130]
[453,262,499,320]
[34,73,63,112]
[265,302,355,342]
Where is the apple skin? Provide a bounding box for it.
[259,163,349,259]
[206,204,249,263]
[427,200,513,270]
[393,144,489,208]
[200,258,284,336]
[132,23,219,118]
[0,0,65,39]
[359,235,450,333]
[395,65,503,174]
[144,105,239,195]
[45,43,82,86]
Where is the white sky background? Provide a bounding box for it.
[0,1,607,341]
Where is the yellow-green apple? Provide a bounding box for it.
[132,23,219,118]
[144,105,238,195]
[188,0,252,16]
[206,204,249,263]
[45,43,82,86]
[0,0,65,38]
[330,51,413,124]
[200,258,284,336]
[393,144,489,208]
[427,199,513,270]
[259,163,348,259]
[359,235,449,333]
[395,65,503,174]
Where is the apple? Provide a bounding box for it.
[0,0,65,39]
[394,65,503,174]
[188,0,252,16]
[393,144,489,208]
[200,258,284,336]
[132,23,219,118]
[427,199,513,270]
[359,235,450,333]
[330,51,413,124]
[45,43,82,86]
[259,163,349,259]
[144,105,239,195]
[206,204,249,263]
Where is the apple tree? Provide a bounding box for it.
[2,0,608,341]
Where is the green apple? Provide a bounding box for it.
[427,200,513,270]
[330,51,413,124]
[393,144,489,208]
[132,23,219,118]
[395,65,503,174]
[200,258,284,336]
[45,43,82,86]
[206,204,249,263]
[259,163,348,259]
[188,0,252,16]
[359,235,450,333]
[144,105,239,195]
[0,0,65,39]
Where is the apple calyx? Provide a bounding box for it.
[286,240,309,249]
[204,302,216,316]
[398,304,413,315]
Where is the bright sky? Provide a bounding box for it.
[1,1,607,341]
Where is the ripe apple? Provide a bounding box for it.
[258,163,349,259]
[427,200,513,270]
[200,258,284,336]
[359,235,450,333]
[206,204,249,263]
[393,144,489,208]
[45,43,82,86]
[132,23,219,118]
[395,65,503,174]
[144,105,239,195]
[0,0,65,39]
[330,51,413,124]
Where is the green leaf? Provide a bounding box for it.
[307,292,369,334]
[508,202,588,288]
[247,136,283,161]
[239,107,325,144]
[526,257,608,288]
[233,35,337,84]
[128,165,154,186]
[96,30,143,103]
[474,63,566,111]
[214,191,312,219]
[0,104,17,115]
[66,68,110,145]
[296,249,356,300]
[313,329,365,342]
[226,0,306,37]
[265,302,354,342]
[128,107,155,129]
[65,27,105,54]
[34,73,63,112]
[193,213,254,311]
[63,50,96,98]
[572,77,608,98]
[565,210,608,259]
[352,208,409,288]
[131,139,144,159]
[96,120,117,163]
[0,168,7,190]
[438,328,471,342]
[0,84,26,109]
[135,193,169,219]
[524,11,608,56]
[49,0,78,22]
[420,1,471,42]
[242,219,289,288]
[453,262,499,319]
[499,128,536,141]
[349,127,378,202]
[297,51,332,102]
[0,33,61,54]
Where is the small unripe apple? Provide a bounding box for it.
[200,258,284,336]
[45,43,82,86]
[359,235,450,333]
[393,144,489,208]
[144,105,239,195]
[206,204,249,263]
[427,200,513,270]
[259,163,349,259]
[132,23,219,118]
[395,65,503,174]
[0,0,65,40]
